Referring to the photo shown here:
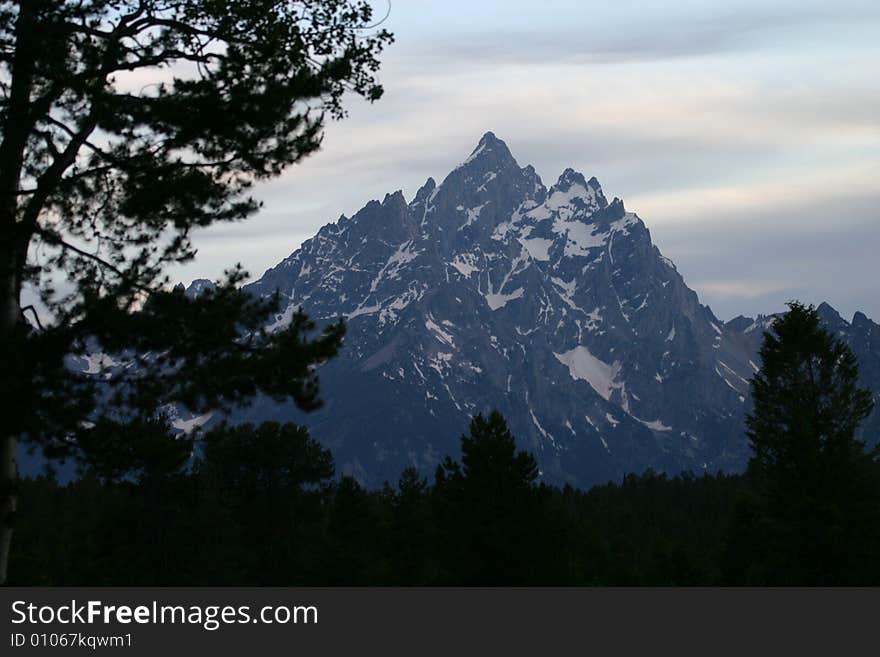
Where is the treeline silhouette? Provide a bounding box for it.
[12,411,880,586]
[10,303,880,586]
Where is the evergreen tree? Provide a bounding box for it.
[321,475,386,584]
[733,301,880,584]
[385,467,437,584]
[195,422,335,583]
[436,411,542,584]
[0,0,392,583]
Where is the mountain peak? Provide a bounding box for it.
[458,131,518,171]
[240,133,880,490]
[554,167,606,192]
[183,278,215,299]
[852,311,874,330]
[815,302,851,332]
[555,168,596,190]
[548,168,608,211]
[382,190,406,207]
[816,301,842,320]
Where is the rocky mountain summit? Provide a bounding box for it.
[218,133,880,487]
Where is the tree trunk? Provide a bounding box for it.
[0,428,16,586]
[0,2,38,586]
[0,273,21,585]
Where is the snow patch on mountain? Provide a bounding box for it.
[460,203,486,229]
[425,315,455,346]
[347,303,381,320]
[450,253,479,278]
[554,346,622,401]
[485,287,525,311]
[637,418,673,432]
[171,411,214,434]
[82,352,121,375]
[369,241,420,293]
[529,408,557,449]
[266,296,298,333]
[518,237,553,261]
[554,220,608,258]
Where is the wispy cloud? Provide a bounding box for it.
[169,0,880,321]
[396,0,880,67]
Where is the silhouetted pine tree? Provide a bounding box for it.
[436,411,542,584]
[322,476,388,584]
[194,422,335,583]
[385,468,438,584]
[727,301,880,584]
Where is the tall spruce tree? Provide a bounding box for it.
[738,301,880,584]
[195,421,336,583]
[0,0,392,583]
[386,467,436,584]
[436,411,541,584]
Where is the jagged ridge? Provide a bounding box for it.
[229,133,880,487]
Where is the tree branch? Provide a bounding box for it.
[20,115,99,231]
[34,226,155,295]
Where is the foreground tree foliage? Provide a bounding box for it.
[0,0,392,582]
[11,415,753,585]
[725,302,880,584]
[435,411,544,583]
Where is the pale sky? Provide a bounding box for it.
[170,0,880,322]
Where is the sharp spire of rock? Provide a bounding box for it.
[236,132,880,489]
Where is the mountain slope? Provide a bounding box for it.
[235,133,879,487]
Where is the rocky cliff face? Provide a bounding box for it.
[226,132,880,487]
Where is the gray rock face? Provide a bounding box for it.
[239,133,880,487]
